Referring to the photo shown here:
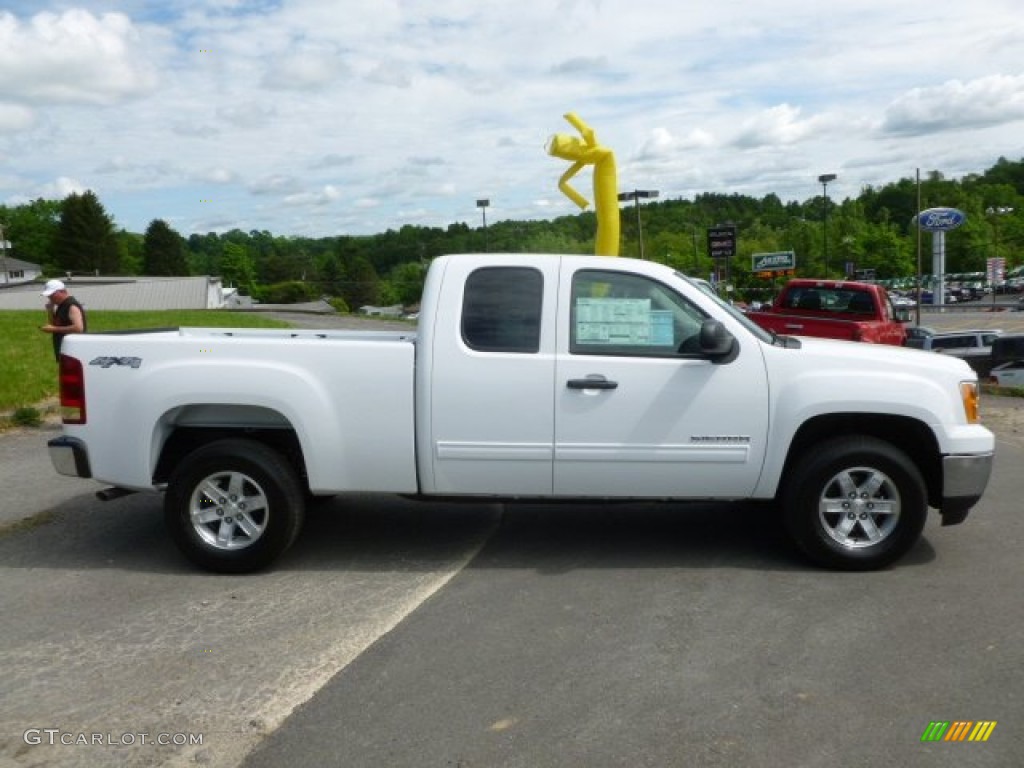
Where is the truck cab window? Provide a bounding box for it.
[462,267,543,353]
[570,270,706,357]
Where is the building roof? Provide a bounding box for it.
[0,256,41,272]
[0,276,224,311]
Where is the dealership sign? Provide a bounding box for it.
[917,207,967,232]
[707,226,737,258]
[752,251,796,271]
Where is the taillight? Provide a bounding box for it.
[59,355,86,424]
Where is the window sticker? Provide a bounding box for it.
[575,298,674,347]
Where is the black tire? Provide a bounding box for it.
[165,438,305,573]
[782,435,927,571]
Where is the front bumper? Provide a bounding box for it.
[48,436,92,479]
[939,451,994,526]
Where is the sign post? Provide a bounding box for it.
[987,257,1006,310]
[707,226,736,283]
[916,207,966,308]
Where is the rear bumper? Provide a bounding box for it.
[939,452,993,526]
[48,436,92,479]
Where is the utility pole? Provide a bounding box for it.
[0,222,10,287]
[818,173,837,276]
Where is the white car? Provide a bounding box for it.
[989,360,1024,387]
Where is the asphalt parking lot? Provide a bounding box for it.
[244,435,1024,768]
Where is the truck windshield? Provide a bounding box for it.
[675,273,773,343]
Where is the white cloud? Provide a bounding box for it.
[633,126,715,162]
[283,184,343,207]
[732,104,822,149]
[31,176,89,200]
[0,10,158,105]
[0,1,1022,236]
[0,101,34,132]
[262,44,351,91]
[882,73,1024,135]
[251,175,302,196]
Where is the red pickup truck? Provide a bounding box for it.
[748,279,908,345]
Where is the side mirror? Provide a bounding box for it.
[895,307,911,322]
[699,319,738,363]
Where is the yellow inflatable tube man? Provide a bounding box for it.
[546,112,620,256]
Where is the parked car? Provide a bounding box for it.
[891,294,917,309]
[916,329,1003,376]
[904,325,936,349]
[988,360,1024,387]
[990,334,1024,369]
[921,290,957,305]
[923,330,1003,354]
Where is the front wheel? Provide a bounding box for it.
[165,439,305,573]
[782,436,927,570]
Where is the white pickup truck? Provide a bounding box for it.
[49,253,994,573]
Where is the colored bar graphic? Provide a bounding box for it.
[945,721,973,741]
[921,720,996,742]
[969,721,997,742]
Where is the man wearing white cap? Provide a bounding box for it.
[39,279,87,362]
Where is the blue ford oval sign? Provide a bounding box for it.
[918,207,967,232]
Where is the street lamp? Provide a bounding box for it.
[617,189,659,259]
[0,222,10,286]
[818,173,837,276]
[987,206,1014,304]
[476,199,490,252]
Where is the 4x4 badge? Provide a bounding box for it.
[89,356,142,369]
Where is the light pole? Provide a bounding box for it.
[690,225,699,274]
[617,189,659,259]
[818,173,837,276]
[476,199,490,252]
[987,206,1013,305]
[0,222,9,286]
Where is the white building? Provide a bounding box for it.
[0,275,226,310]
[0,257,43,286]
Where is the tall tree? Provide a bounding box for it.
[387,260,427,305]
[142,219,187,275]
[116,230,144,275]
[53,191,119,274]
[0,198,62,268]
[220,241,256,293]
[341,253,381,308]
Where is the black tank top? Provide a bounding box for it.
[52,296,87,360]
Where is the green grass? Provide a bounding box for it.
[0,310,290,414]
[982,382,1024,398]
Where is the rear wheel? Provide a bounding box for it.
[782,436,927,570]
[165,439,305,573]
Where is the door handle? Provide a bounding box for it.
[567,375,618,390]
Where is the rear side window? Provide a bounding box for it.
[931,335,972,350]
[993,336,1024,363]
[462,267,543,353]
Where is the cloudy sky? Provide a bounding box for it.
[0,0,1022,238]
